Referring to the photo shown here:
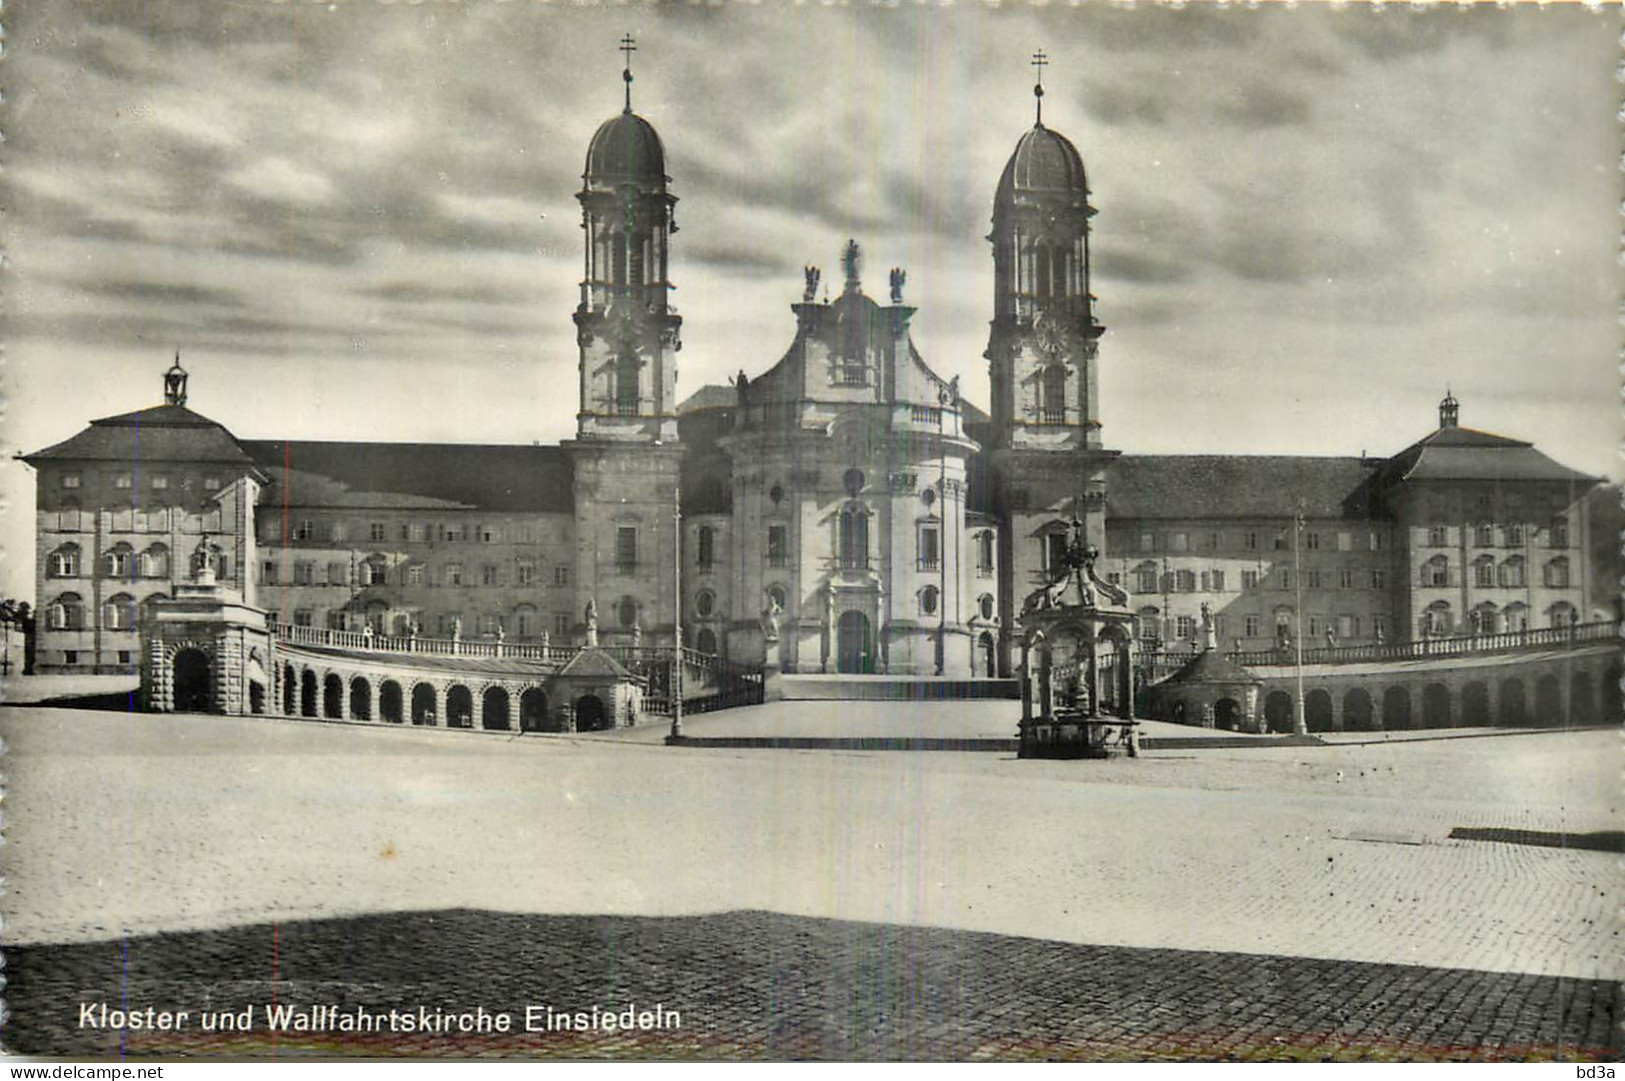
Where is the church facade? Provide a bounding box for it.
[21,64,1604,678]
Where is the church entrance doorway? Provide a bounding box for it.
[172,648,212,713]
[836,611,873,674]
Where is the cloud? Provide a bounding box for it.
[1213,84,1314,130]
[65,279,247,308]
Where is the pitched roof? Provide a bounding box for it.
[1105,455,1381,521]
[257,466,474,511]
[678,384,737,414]
[22,403,261,468]
[1160,648,1262,687]
[1379,426,1599,485]
[556,646,631,679]
[242,441,575,514]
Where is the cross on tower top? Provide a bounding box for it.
[620,33,637,112]
[1031,48,1048,125]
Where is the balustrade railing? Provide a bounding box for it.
[270,620,576,663]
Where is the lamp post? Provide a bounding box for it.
[1293,512,1307,735]
[670,482,683,739]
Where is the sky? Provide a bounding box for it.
[1,1,1619,602]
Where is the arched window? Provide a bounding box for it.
[140,544,170,578]
[1549,516,1570,548]
[766,584,787,612]
[1472,556,1495,588]
[920,586,940,616]
[978,594,995,621]
[696,525,715,569]
[46,593,84,630]
[1470,603,1497,636]
[360,555,388,587]
[617,596,639,629]
[103,593,136,631]
[839,506,869,569]
[1040,366,1066,425]
[1505,522,1524,546]
[1498,556,1525,588]
[1503,602,1530,632]
[695,627,718,655]
[104,544,134,580]
[48,544,81,578]
[1473,524,1494,547]
[1543,557,1570,589]
[1423,555,1450,588]
[1547,602,1576,628]
[695,589,715,618]
[1427,524,1448,547]
[513,604,538,638]
[1421,601,1452,637]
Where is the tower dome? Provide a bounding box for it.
[994,124,1089,211]
[584,111,667,184]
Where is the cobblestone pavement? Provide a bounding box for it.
[4,910,1617,1060]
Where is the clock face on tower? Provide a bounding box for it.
[1033,308,1077,363]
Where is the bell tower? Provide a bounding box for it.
[573,33,682,444]
[986,55,1119,674]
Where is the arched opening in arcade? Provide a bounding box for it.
[1341,688,1374,732]
[282,664,297,715]
[482,686,511,731]
[520,688,549,732]
[1422,683,1451,728]
[300,669,318,718]
[350,677,372,721]
[248,680,266,715]
[1461,682,1491,727]
[575,693,608,732]
[323,674,344,719]
[1263,690,1293,733]
[1498,678,1528,726]
[837,610,874,675]
[411,683,437,725]
[1213,696,1242,732]
[1534,674,1562,727]
[695,627,718,656]
[172,648,212,713]
[1605,664,1623,722]
[1304,689,1333,733]
[380,680,404,723]
[446,685,473,728]
[979,632,997,679]
[1569,671,1595,725]
[1382,686,1412,730]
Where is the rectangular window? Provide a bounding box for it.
[1241,569,1259,589]
[204,476,221,491]
[918,525,940,571]
[554,612,571,636]
[1170,532,1189,553]
[294,561,315,586]
[62,473,81,489]
[1427,525,1448,547]
[1136,567,1158,594]
[1337,532,1352,552]
[1371,569,1386,589]
[410,524,426,543]
[1307,615,1322,638]
[370,523,387,542]
[326,610,347,631]
[295,520,314,541]
[1278,568,1292,590]
[407,565,425,586]
[517,561,536,586]
[1244,614,1260,638]
[64,650,79,666]
[1373,615,1388,638]
[480,525,498,543]
[1176,615,1195,640]
[1370,533,1384,551]
[554,565,571,586]
[1243,532,1258,550]
[115,474,133,490]
[151,475,171,491]
[1306,570,1321,589]
[327,561,347,586]
[444,524,466,542]
[330,522,347,543]
[1305,532,1319,550]
[616,526,637,572]
[1139,533,1155,552]
[1337,614,1355,639]
[446,563,464,587]
[117,650,132,665]
[1506,524,1524,546]
[1175,569,1195,592]
[1338,568,1354,589]
[293,610,313,628]
[1273,534,1288,550]
[482,564,499,586]
[262,560,277,585]
[1204,532,1220,551]
[1210,569,1226,592]
[768,524,789,567]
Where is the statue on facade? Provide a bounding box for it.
[451,616,462,641]
[889,266,906,304]
[803,265,820,303]
[496,622,506,643]
[760,595,782,642]
[584,599,599,647]
[735,369,750,407]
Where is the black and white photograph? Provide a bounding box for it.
[0,0,1619,1063]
